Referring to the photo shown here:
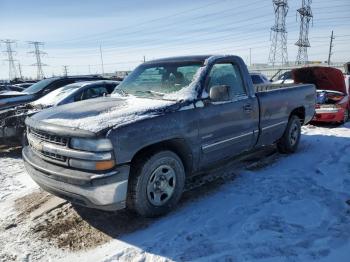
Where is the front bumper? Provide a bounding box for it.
[0,126,23,139]
[312,108,345,123]
[22,146,130,211]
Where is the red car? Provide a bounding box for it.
[293,66,349,124]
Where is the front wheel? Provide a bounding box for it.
[127,150,185,217]
[277,115,301,154]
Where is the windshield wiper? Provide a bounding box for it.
[135,90,165,98]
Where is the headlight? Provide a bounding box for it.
[70,138,113,152]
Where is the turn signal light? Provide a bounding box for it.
[95,160,116,171]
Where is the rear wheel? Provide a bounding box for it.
[277,115,301,154]
[127,150,185,217]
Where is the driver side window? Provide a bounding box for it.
[208,63,246,98]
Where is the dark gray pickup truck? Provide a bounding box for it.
[23,55,316,217]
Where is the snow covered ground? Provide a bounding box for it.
[1,123,350,262]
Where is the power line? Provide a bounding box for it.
[1,39,18,81]
[49,0,231,45]
[28,41,47,80]
[295,0,313,65]
[49,1,272,48]
[47,0,349,46]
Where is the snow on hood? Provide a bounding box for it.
[34,96,177,133]
[0,91,25,96]
[31,86,77,107]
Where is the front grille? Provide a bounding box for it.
[32,146,67,162]
[30,128,68,146]
[28,128,68,163]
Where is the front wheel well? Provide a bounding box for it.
[290,107,305,124]
[130,139,193,176]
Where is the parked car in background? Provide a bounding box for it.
[0,75,106,110]
[249,72,270,84]
[0,80,119,143]
[273,70,294,84]
[12,82,34,90]
[23,55,316,217]
[293,66,349,124]
[0,83,26,93]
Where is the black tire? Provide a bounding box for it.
[277,115,301,154]
[342,108,349,123]
[127,150,185,217]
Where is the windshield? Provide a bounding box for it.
[114,62,203,99]
[32,84,79,107]
[22,78,57,94]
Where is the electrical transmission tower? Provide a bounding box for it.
[17,63,23,79]
[1,39,18,81]
[28,41,47,80]
[295,0,313,65]
[63,65,69,76]
[268,0,289,66]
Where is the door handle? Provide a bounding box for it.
[243,104,253,112]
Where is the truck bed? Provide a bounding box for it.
[254,83,302,92]
[254,83,316,147]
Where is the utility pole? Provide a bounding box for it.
[99,44,104,75]
[268,0,289,66]
[295,0,313,65]
[17,63,23,80]
[143,56,146,63]
[63,65,69,76]
[249,48,252,67]
[28,41,47,80]
[327,30,334,65]
[1,39,18,81]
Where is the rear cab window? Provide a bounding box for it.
[251,74,264,84]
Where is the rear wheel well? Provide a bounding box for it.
[130,139,193,176]
[290,107,305,124]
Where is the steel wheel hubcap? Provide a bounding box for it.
[147,164,176,206]
[290,122,299,146]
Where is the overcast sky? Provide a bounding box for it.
[0,0,349,80]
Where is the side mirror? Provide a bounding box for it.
[209,85,230,102]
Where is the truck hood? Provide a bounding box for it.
[292,66,346,94]
[0,93,35,110]
[32,96,180,133]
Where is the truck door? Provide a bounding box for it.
[198,61,259,168]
